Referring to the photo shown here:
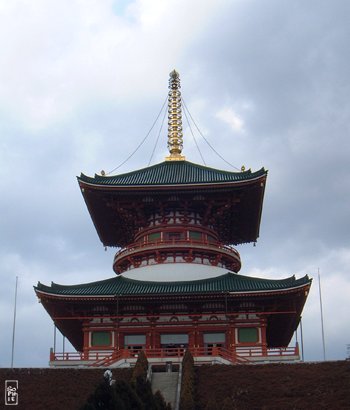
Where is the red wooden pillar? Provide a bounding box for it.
[197,331,204,350]
[260,317,267,356]
[188,326,194,347]
[227,315,235,349]
[118,332,124,350]
[150,318,159,349]
[82,321,90,359]
[154,332,161,350]
[113,321,118,351]
[189,316,198,350]
[146,327,152,349]
[231,318,237,361]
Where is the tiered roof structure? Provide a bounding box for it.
[35,70,311,366]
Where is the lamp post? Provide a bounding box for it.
[11,276,18,368]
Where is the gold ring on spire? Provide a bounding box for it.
[165,70,186,161]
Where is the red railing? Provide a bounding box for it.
[50,345,299,366]
[235,345,299,358]
[90,350,125,367]
[113,239,241,263]
[50,350,112,362]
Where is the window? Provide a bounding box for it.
[204,333,226,353]
[189,231,202,241]
[124,334,146,355]
[203,333,226,344]
[149,232,161,242]
[124,334,146,346]
[91,331,111,347]
[238,328,258,343]
[160,334,188,345]
[208,235,217,243]
[166,232,184,241]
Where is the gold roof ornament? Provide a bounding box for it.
[165,70,186,161]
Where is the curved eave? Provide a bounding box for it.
[34,274,312,300]
[35,284,311,303]
[78,172,267,191]
[77,161,267,189]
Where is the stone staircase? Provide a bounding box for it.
[151,370,179,409]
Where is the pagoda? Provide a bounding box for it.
[35,70,311,367]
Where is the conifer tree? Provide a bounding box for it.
[81,380,117,410]
[81,356,169,410]
[179,350,195,410]
[114,379,143,409]
[131,350,149,383]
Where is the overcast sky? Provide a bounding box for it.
[1,0,350,367]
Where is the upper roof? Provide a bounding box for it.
[77,161,267,248]
[78,161,267,188]
[35,272,311,298]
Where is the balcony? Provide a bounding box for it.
[113,239,241,273]
[49,345,300,367]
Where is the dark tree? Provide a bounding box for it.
[131,350,149,383]
[114,379,143,410]
[81,381,117,410]
[179,350,195,410]
[81,362,170,410]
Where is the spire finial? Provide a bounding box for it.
[165,70,186,161]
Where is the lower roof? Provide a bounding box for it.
[35,272,311,298]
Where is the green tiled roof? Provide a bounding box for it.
[35,272,311,297]
[78,161,267,187]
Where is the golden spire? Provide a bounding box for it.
[165,69,186,161]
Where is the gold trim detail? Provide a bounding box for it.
[165,70,186,161]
